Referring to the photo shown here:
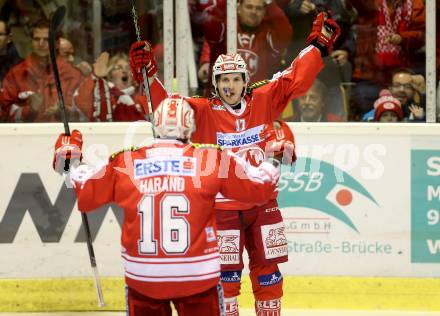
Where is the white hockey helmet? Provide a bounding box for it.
[153,97,196,140]
[212,53,250,95]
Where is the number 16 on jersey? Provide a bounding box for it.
[138,194,190,255]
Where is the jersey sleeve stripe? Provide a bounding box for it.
[298,45,316,59]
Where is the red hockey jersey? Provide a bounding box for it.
[148,45,322,209]
[70,140,275,299]
[191,46,320,209]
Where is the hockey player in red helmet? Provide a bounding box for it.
[129,11,340,315]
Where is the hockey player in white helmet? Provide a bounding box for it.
[211,53,250,105]
[129,12,340,316]
[52,96,280,316]
[153,97,196,140]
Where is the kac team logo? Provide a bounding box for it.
[278,157,378,232]
[235,146,265,167]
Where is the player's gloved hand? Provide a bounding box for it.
[229,151,279,184]
[53,129,83,174]
[305,12,341,57]
[129,41,158,84]
[260,122,297,165]
[257,161,281,185]
[266,139,296,165]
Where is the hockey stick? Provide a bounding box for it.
[49,6,69,136]
[130,0,156,137]
[48,6,105,308]
[337,64,349,120]
[336,62,354,121]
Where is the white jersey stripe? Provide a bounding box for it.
[215,192,233,202]
[125,271,220,283]
[215,198,234,202]
[298,45,316,59]
[123,256,220,277]
[127,269,220,279]
[122,252,219,263]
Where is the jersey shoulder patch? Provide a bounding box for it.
[247,79,269,92]
[110,146,140,161]
[191,143,223,151]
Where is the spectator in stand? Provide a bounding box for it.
[293,78,343,122]
[279,0,356,60]
[277,0,357,120]
[1,19,83,122]
[188,0,216,61]
[349,0,425,120]
[58,37,92,77]
[58,38,75,64]
[198,0,293,95]
[363,70,425,122]
[389,68,425,121]
[0,19,23,122]
[372,90,404,122]
[0,19,22,86]
[74,52,145,122]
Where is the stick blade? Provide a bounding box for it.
[51,6,66,31]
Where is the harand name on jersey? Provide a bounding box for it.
[216,124,264,148]
[139,176,185,194]
[134,156,196,179]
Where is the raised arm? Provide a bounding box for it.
[128,41,170,112]
[52,130,115,211]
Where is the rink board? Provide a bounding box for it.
[0,122,440,311]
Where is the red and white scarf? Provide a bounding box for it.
[375,0,412,67]
[92,78,136,122]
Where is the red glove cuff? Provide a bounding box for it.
[260,122,297,165]
[53,129,83,173]
[129,41,158,84]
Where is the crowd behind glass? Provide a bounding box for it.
[0,0,438,123]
